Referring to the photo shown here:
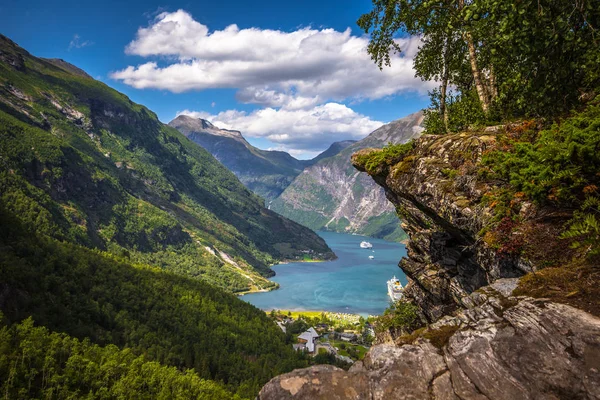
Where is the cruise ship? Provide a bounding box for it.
[387,276,404,301]
[360,241,373,249]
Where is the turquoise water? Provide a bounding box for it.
[243,231,408,316]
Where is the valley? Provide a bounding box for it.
[2,1,600,399]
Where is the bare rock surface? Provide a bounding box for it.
[259,295,600,400]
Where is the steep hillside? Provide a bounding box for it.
[0,34,333,295]
[169,116,353,201]
[0,205,304,398]
[270,111,424,241]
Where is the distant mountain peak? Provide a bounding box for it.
[270,110,425,241]
[310,139,357,164]
[169,115,246,142]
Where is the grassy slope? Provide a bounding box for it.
[0,34,333,293]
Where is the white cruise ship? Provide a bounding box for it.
[360,241,373,249]
[387,276,404,301]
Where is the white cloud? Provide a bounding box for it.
[111,10,435,108]
[68,34,93,50]
[176,102,383,152]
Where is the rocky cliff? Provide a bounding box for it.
[259,130,600,399]
[270,111,425,241]
[354,132,529,321]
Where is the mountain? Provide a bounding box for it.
[310,140,357,164]
[270,111,425,241]
[0,206,304,398]
[0,34,333,295]
[0,33,338,398]
[170,116,353,201]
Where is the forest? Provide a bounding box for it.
[0,204,311,398]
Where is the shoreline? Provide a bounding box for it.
[264,309,370,319]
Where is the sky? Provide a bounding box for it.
[2,0,434,158]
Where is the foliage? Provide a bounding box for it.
[562,196,600,256]
[0,35,333,294]
[482,98,600,256]
[0,205,307,398]
[374,300,422,336]
[359,0,600,131]
[312,351,352,369]
[354,141,415,175]
[0,316,240,400]
[360,212,408,242]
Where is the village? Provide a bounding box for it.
[267,310,375,365]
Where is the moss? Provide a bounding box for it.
[441,168,459,179]
[422,325,460,349]
[395,327,427,346]
[354,141,415,176]
[395,325,460,350]
[392,155,417,177]
[514,258,600,317]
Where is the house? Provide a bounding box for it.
[296,327,319,353]
[339,332,358,342]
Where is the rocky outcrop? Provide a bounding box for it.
[352,132,543,321]
[259,289,600,400]
[259,131,600,399]
[270,111,425,241]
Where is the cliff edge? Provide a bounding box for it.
[259,130,600,399]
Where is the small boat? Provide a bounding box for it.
[368,255,375,260]
[360,241,373,249]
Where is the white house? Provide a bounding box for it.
[297,327,319,353]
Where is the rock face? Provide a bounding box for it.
[169,115,354,201]
[259,291,600,400]
[259,131,600,399]
[353,132,539,321]
[270,111,425,241]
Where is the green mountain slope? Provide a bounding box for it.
[271,112,424,241]
[169,115,355,201]
[0,316,238,400]
[0,203,305,399]
[0,34,333,294]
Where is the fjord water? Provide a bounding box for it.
[243,231,408,316]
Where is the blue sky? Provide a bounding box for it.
[2,0,432,158]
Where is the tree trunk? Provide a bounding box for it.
[458,0,490,113]
[465,32,490,113]
[440,36,450,131]
[488,64,498,102]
